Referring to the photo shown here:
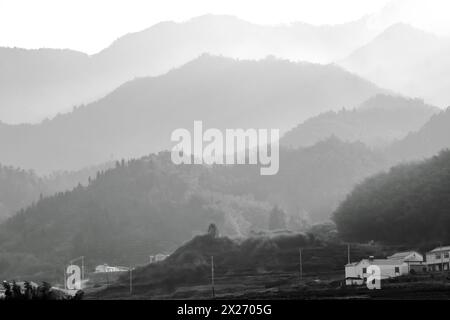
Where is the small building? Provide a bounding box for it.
[94,264,129,273]
[149,254,169,264]
[426,246,450,272]
[387,251,427,273]
[345,257,409,286]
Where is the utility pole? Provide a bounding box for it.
[299,248,303,282]
[129,267,133,296]
[347,243,351,265]
[81,256,85,287]
[211,256,215,299]
[106,271,110,287]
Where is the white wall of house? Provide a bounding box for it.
[95,264,129,273]
[426,251,450,265]
[426,248,450,271]
[377,263,409,278]
[345,259,408,285]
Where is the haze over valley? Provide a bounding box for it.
[2,0,450,299]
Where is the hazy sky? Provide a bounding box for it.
[0,0,449,54]
[0,0,391,54]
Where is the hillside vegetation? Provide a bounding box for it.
[281,95,438,149]
[0,162,113,222]
[0,139,387,281]
[333,150,450,244]
[95,230,389,299]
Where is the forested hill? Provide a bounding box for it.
[0,139,387,281]
[207,137,388,223]
[0,162,114,222]
[0,153,272,281]
[0,165,45,222]
[333,149,450,245]
[281,94,438,149]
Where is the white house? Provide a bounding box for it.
[426,246,450,272]
[387,251,427,273]
[149,253,169,264]
[95,264,129,273]
[345,256,409,286]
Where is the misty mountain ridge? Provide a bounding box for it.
[339,22,450,107]
[0,55,386,174]
[3,13,450,124]
[0,14,381,124]
[0,162,114,222]
[281,94,439,149]
[388,107,450,162]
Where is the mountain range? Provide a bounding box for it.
[0,15,379,124]
[0,55,385,173]
[281,94,438,149]
[339,23,450,108]
[0,162,113,222]
[0,138,388,280]
[3,12,450,125]
[3,5,450,284]
[388,107,450,162]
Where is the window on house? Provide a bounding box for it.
[436,254,441,259]
[444,253,449,259]
[362,268,367,274]
[395,267,400,273]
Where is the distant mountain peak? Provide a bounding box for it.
[376,22,439,42]
[281,94,438,149]
[1,14,381,123]
[0,54,384,173]
[338,20,450,108]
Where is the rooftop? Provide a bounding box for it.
[429,246,450,253]
[346,259,405,267]
[365,259,405,266]
[388,251,421,260]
